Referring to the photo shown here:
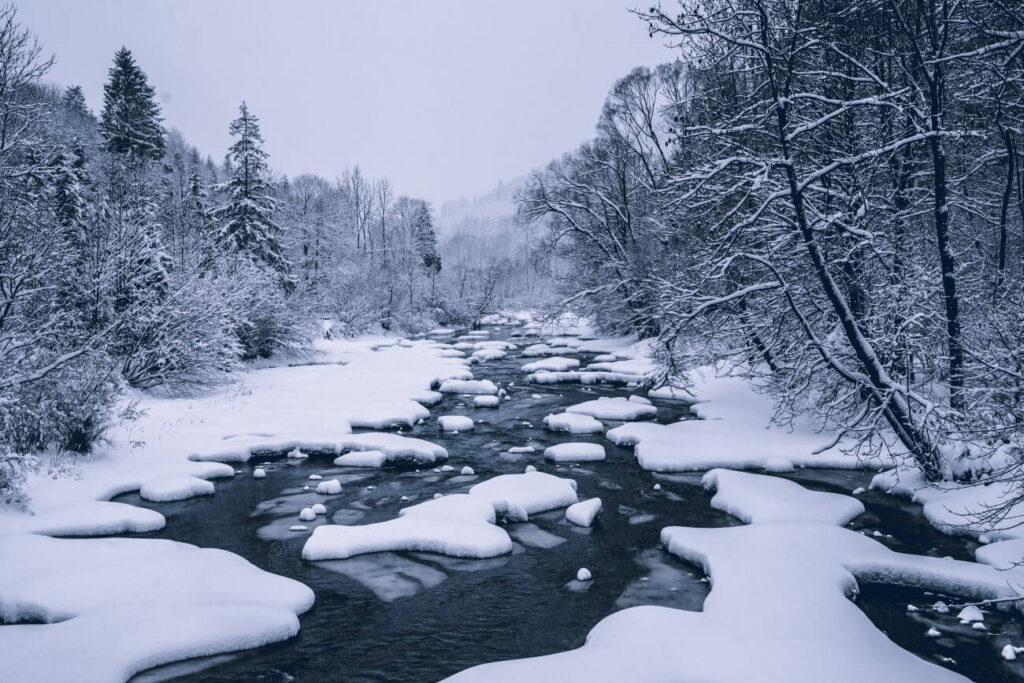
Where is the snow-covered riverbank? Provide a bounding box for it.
[3,320,1023,682]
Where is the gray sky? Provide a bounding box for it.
[18,0,677,205]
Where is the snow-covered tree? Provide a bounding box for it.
[99,47,165,160]
[213,102,292,281]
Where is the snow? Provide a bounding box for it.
[610,368,893,472]
[139,475,217,503]
[521,343,562,357]
[299,507,316,521]
[543,412,604,434]
[0,535,314,682]
[647,385,695,402]
[957,605,984,623]
[252,468,266,479]
[439,415,474,432]
[526,370,582,384]
[566,397,657,421]
[470,348,507,362]
[333,450,388,468]
[469,472,578,521]
[702,469,865,526]
[544,443,606,463]
[302,494,512,561]
[438,379,498,395]
[473,395,500,408]
[565,498,602,527]
[449,473,1015,683]
[576,567,592,581]
[521,357,581,373]
[460,466,475,475]
[5,502,166,537]
[316,479,342,495]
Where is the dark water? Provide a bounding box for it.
[119,327,1023,682]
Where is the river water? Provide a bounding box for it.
[119,326,1024,682]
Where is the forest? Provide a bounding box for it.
[0,4,550,501]
[522,0,1024,500]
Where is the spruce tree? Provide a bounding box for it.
[61,85,90,118]
[99,47,165,160]
[213,102,292,281]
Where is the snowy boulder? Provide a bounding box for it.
[566,498,602,527]
[508,446,535,454]
[461,466,476,475]
[439,415,474,432]
[308,474,323,480]
[469,471,578,521]
[524,465,537,473]
[471,348,507,362]
[544,442,606,463]
[543,412,604,434]
[763,458,795,473]
[1003,644,1018,661]
[521,343,560,357]
[629,395,652,405]
[302,496,512,561]
[139,475,215,503]
[337,433,448,465]
[287,448,308,459]
[521,357,581,373]
[316,479,342,495]
[311,503,327,515]
[299,507,317,522]
[566,397,657,421]
[576,568,593,581]
[957,605,984,623]
[333,450,388,468]
[253,468,267,479]
[473,395,500,408]
[439,379,498,395]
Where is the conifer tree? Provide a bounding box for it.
[99,47,165,160]
[213,102,292,281]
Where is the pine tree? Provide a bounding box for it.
[213,102,292,281]
[412,202,441,274]
[61,85,90,118]
[99,47,165,160]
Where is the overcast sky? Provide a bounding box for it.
[18,0,677,205]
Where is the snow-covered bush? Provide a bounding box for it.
[0,452,38,508]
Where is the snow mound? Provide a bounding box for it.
[521,343,561,357]
[469,472,578,521]
[471,348,507,362]
[439,415,474,432]
[0,535,314,682]
[702,469,865,526]
[139,475,216,503]
[333,450,388,468]
[544,443,606,463]
[647,385,695,402]
[439,379,498,395]
[473,395,500,408]
[543,412,604,434]
[521,357,581,373]
[566,397,657,421]
[10,502,165,537]
[566,498,602,527]
[303,494,511,561]
[316,480,342,495]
